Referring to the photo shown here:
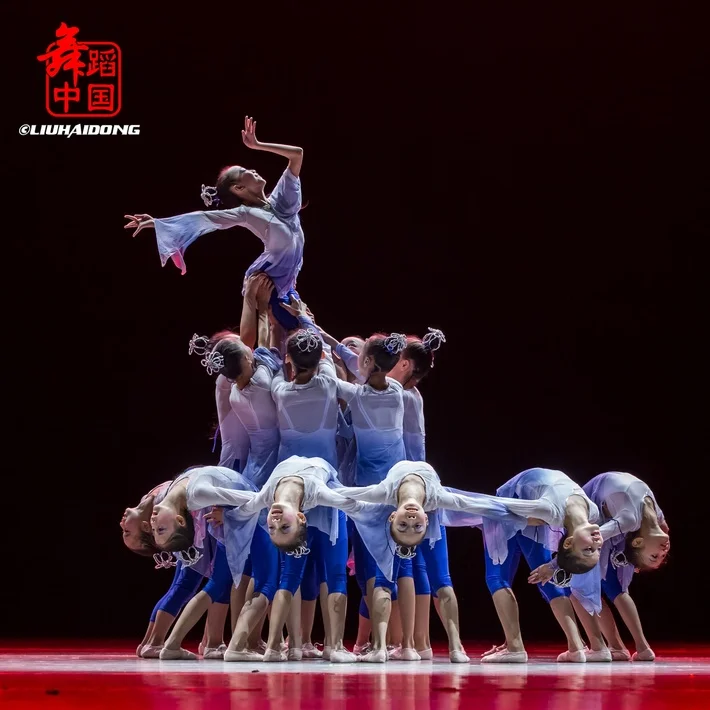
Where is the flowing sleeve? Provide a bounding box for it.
[335,483,389,504]
[153,207,249,274]
[599,510,637,541]
[347,502,399,582]
[314,484,363,514]
[187,483,258,511]
[336,344,365,384]
[570,563,603,616]
[268,168,302,218]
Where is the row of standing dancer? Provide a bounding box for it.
[121,117,670,663]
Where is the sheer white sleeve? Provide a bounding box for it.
[336,344,365,383]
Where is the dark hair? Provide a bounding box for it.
[402,338,434,381]
[215,167,245,209]
[131,531,159,557]
[272,520,308,553]
[212,337,247,381]
[159,508,196,553]
[287,330,323,374]
[623,531,669,571]
[364,333,406,374]
[556,536,597,574]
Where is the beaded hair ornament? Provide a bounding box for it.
[422,327,446,352]
[548,553,573,588]
[189,333,224,375]
[384,333,407,355]
[285,544,311,559]
[201,185,220,207]
[293,330,320,353]
[153,551,177,570]
[175,546,204,568]
[610,550,630,569]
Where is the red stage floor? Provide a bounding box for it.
[1,642,708,709]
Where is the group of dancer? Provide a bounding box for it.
[121,117,670,664]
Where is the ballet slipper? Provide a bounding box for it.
[610,648,632,661]
[202,644,227,660]
[330,649,359,663]
[322,646,332,661]
[360,648,388,663]
[353,642,372,656]
[390,647,420,661]
[481,649,528,663]
[449,649,469,663]
[585,647,612,662]
[262,648,288,662]
[139,645,164,659]
[302,643,323,659]
[224,648,264,662]
[482,643,507,658]
[557,650,586,663]
[632,648,656,662]
[287,648,303,661]
[418,648,434,660]
[159,647,198,660]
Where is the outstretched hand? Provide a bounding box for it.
[205,507,224,526]
[242,116,261,149]
[281,294,309,318]
[527,562,554,585]
[124,214,154,237]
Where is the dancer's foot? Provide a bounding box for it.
[609,647,632,661]
[390,646,420,661]
[263,648,288,662]
[418,648,433,660]
[353,642,372,656]
[585,647,612,662]
[202,644,227,660]
[557,650,586,663]
[159,647,198,660]
[449,649,469,663]
[139,645,163,659]
[302,643,323,659]
[482,643,507,658]
[224,648,264,662]
[360,648,388,663]
[481,649,527,663]
[287,648,303,661]
[330,649,358,663]
[633,647,656,662]
[322,646,332,661]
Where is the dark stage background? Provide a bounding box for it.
[6,3,708,643]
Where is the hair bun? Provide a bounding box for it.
[384,333,407,355]
[200,184,220,207]
[422,327,446,352]
[293,329,321,353]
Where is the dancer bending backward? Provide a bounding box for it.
[125,116,305,332]
[577,472,669,662]
[187,455,361,663]
[478,467,604,664]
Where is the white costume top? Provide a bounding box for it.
[271,317,339,467]
[335,377,406,486]
[228,349,281,488]
[584,471,665,591]
[216,375,250,471]
[335,343,366,384]
[152,169,303,298]
[187,456,358,545]
[402,388,425,461]
[339,461,520,583]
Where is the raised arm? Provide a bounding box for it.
[335,483,388,503]
[239,273,268,349]
[314,485,364,514]
[242,116,303,177]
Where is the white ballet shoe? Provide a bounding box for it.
[139,645,163,659]
[263,648,288,662]
[322,646,332,661]
[202,644,227,660]
[449,649,470,663]
[353,642,372,656]
[302,643,323,659]
[330,649,359,663]
[159,647,198,660]
[481,649,528,663]
[632,648,656,662]
[360,648,388,663]
[610,648,632,662]
[224,648,264,662]
[287,648,303,661]
[418,648,433,660]
[482,643,507,658]
[557,650,587,663]
[389,646,420,661]
[585,647,612,662]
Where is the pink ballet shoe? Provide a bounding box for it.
[632,648,656,662]
[390,647,420,661]
[354,642,372,656]
[360,648,388,664]
[610,648,632,662]
[202,644,227,660]
[481,648,528,663]
[287,648,303,661]
[224,648,264,662]
[585,647,612,662]
[262,648,288,662]
[557,650,586,663]
[139,644,163,659]
[450,649,469,663]
[482,643,507,658]
[159,647,198,660]
[418,648,434,660]
[330,649,358,663]
[302,643,323,659]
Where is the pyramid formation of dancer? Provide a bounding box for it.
[122,117,669,664]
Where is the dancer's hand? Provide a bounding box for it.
[527,562,554,585]
[124,214,154,237]
[242,116,261,149]
[255,273,274,311]
[205,507,224,526]
[281,295,308,318]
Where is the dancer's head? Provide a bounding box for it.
[285,329,322,378]
[150,499,196,552]
[342,336,365,354]
[210,166,267,208]
[624,530,670,571]
[120,503,158,557]
[389,502,429,549]
[267,501,308,552]
[556,523,603,573]
[189,331,255,386]
[389,328,446,387]
[358,333,407,380]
